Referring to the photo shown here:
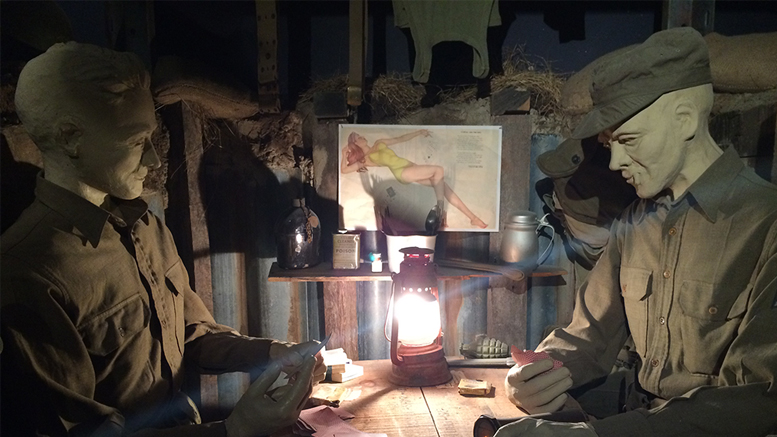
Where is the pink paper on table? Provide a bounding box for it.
[323,434,387,437]
[297,405,385,437]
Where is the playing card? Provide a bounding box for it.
[510,345,563,372]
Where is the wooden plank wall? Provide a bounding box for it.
[311,119,362,359]
[163,103,219,418]
[486,115,533,351]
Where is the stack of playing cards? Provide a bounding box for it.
[322,348,363,383]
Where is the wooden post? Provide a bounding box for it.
[323,282,360,359]
[662,0,715,34]
[487,114,533,349]
[347,0,367,106]
[489,115,533,262]
[163,102,219,416]
[311,120,362,358]
[255,0,280,113]
[440,280,464,356]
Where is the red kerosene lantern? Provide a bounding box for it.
[386,247,451,386]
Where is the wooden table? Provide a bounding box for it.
[314,359,523,437]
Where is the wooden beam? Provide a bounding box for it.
[489,114,533,263]
[486,114,533,350]
[162,102,219,417]
[347,0,367,106]
[323,282,360,359]
[255,0,280,113]
[440,280,464,356]
[662,0,715,34]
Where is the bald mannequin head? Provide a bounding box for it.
[15,42,159,204]
[16,42,150,152]
[598,83,720,200]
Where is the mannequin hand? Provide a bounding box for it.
[225,357,316,437]
[494,418,597,437]
[419,129,431,137]
[269,340,326,383]
[504,359,573,414]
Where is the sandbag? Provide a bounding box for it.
[152,56,259,119]
[705,32,777,93]
[561,31,777,115]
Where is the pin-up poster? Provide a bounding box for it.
[338,124,502,233]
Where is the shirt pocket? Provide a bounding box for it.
[165,260,188,355]
[620,267,652,358]
[677,280,747,376]
[80,293,150,356]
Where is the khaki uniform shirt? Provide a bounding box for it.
[539,147,777,437]
[1,177,273,436]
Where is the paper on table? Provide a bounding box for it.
[298,406,386,437]
[302,405,355,421]
[311,384,362,403]
[324,431,387,437]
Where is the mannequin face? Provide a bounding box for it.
[598,97,687,199]
[73,88,160,200]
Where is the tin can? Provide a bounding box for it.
[333,232,360,269]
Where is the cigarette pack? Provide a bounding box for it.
[327,363,364,383]
[457,378,492,396]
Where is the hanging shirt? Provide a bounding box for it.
[1,176,274,436]
[393,0,501,83]
[539,146,777,436]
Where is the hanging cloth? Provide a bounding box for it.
[393,0,501,83]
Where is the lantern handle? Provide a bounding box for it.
[389,279,404,366]
[383,284,394,342]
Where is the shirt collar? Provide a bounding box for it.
[35,175,150,247]
[680,146,742,222]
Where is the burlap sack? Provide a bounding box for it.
[705,32,777,93]
[559,45,637,116]
[152,56,259,119]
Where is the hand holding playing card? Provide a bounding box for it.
[505,346,572,415]
[510,346,564,372]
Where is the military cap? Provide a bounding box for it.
[572,27,712,139]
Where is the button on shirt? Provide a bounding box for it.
[538,147,777,436]
[1,176,274,436]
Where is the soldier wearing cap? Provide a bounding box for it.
[500,27,777,436]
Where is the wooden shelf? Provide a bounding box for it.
[268,261,566,282]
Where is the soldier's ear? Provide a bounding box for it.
[674,98,699,143]
[54,119,82,159]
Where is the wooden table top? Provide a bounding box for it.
[314,359,524,437]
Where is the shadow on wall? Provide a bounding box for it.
[1,134,40,234]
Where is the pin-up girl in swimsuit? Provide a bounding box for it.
[340,129,487,229]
